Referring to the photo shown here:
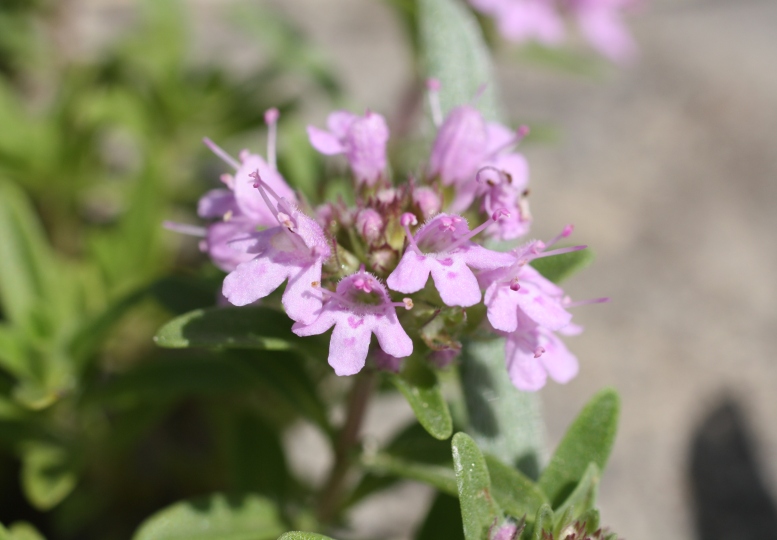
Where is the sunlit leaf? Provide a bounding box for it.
[553,462,600,524]
[277,533,337,540]
[154,307,299,351]
[485,454,547,520]
[132,492,283,540]
[538,389,619,507]
[451,432,500,540]
[361,453,457,496]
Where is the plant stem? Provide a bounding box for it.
[316,370,376,523]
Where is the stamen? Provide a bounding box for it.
[426,78,443,128]
[475,166,509,186]
[529,244,587,261]
[444,209,509,252]
[264,108,279,170]
[564,297,610,308]
[401,213,423,256]
[533,346,546,359]
[162,221,207,237]
[203,137,240,170]
[546,224,574,249]
[223,210,233,222]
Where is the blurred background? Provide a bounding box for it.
[1,0,776,539]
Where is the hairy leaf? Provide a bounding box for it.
[132,492,283,540]
[538,389,619,507]
[451,432,500,540]
[390,357,452,440]
[485,454,548,520]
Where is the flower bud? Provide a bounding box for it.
[356,208,384,244]
[412,186,441,219]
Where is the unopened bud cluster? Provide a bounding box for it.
[171,83,605,391]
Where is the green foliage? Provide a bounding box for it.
[362,453,457,496]
[419,0,502,120]
[485,454,548,520]
[531,250,595,284]
[451,432,501,540]
[538,389,620,507]
[20,442,78,511]
[390,356,453,440]
[132,493,284,540]
[154,306,301,352]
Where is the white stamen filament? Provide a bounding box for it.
[163,221,207,237]
[265,108,279,170]
[203,137,240,170]
[444,210,509,253]
[426,78,443,128]
[564,296,610,308]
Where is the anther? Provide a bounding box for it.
[533,346,546,359]
[403,298,414,310]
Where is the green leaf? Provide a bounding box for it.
[538,389,619,507]
[553,462,600,524]
[133,493,284,540]
[21,443,78,510]
[362,453,457,496]
[530,249,594,284]
[484,455,548,520]
[277,533,337,540]
[415,493,464,540]
[451,432,500,540]
[5,522,46,540]
[0,324,31,379]
[227,412,289,499]
[419,0,502,120]
[390,357,452,440]
[154,307,300,351]
[0,180,52,330]
[531,504,553,540]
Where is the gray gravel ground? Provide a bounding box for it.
[74,0,777,538]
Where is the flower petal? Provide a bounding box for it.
[307,125,346,155]
[222,257,289,306]
[386,252,433,294]
[282,262,324,324]
[539,331,579,384]
[430,259,481,307]
[505,332,548,392]
[327,316,373,376]
[485,282,520,332]
[198,189,238,218]
[372,315,413,358]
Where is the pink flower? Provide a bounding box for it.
[292,269,413,376]
[307,110,389,186]
[503,317,579,391]
[428,105,530,214]
[479,226,584,332]
[567,0,636,63]
[469,0,564,45]
[222,173,331,324]
[386,212,514,307]
[476,164,531,240]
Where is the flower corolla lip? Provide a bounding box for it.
[307,110,389,186]
[482,263,571,332]
[202,217,257,272]
[386,213,514,307]
[292,270,413,376]
[503,322,579,391]
[221,176,331,324]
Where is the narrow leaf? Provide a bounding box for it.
[538,389,619,507]
[553,462,600,523]
[390,357,452,440]
[419,0,501,119]
[451,432,500,540]
[0,180,52,329]
[532,504,554,540]
[132,492,284,540]
[484,455,548,520]
[154,306,299,351]
[21,443,78,510]
[362,453,457,496]
[530,249,594,284]
[5,522,46,540]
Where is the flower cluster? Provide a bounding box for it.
[469,0,638,63]
[175,83,605,391]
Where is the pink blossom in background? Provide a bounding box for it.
[566,0,637,63]
[307,110,389,186]
[293,270,413,376]
[470,0,564,45]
